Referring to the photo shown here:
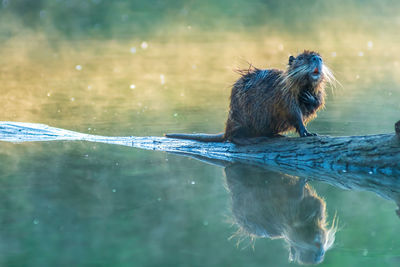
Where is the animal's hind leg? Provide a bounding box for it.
[227,126,253,145]
[228,127,274,145]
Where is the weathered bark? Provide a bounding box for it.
[2,121,400,213]
[1,121,399,177]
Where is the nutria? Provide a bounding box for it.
[225,163,337,265]
[166,50,335,144]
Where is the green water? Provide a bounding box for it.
[1,1,400,266]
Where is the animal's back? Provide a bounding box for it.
[225,68,291,139]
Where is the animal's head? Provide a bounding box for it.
[286,195,337,265]
[284,50,336,91]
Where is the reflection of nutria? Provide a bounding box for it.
[166,50,335,144]
[225,163,337,265]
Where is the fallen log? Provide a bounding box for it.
[2,120,400,214]
[0,121,399,177]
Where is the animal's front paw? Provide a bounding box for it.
[300,91,318,106]
[300,130,317,137]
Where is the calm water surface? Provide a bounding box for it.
[1,1,400,266]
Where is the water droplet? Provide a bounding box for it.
[115,162,119,166]
[112,189,116,193]
[130,84,136,89]
[173,113,178,117]
[141,41,148,49]
[39,10,46,18]
[191,181,196,185]
[84,154,89,158]
[160,74,165,84]
[342,169,347,173]
[358,51,364,57]
[187,25,192,30]
[368,171,373,174]
[181,8,188,15]
[367,41,373,49]
[33,219,39,225]
[75,65,82,71]
[157,197,162,201]
[331,52,337,57]
[47,92,51,97]
[203,221,209,226]
[88,128,91,131]
[70,97,75,102]
[130,47,136,54]
[362,249,368,256]
[355,75,360,79]
[121,14,128,21]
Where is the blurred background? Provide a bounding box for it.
[1,0,399,136]
[1,1,400,266]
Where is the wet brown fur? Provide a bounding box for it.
[166,50,333,143]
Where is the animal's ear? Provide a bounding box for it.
[289,55,295,65]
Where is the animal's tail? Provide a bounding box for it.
[165,133,225,142]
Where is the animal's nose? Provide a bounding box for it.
[311,55,322,63]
